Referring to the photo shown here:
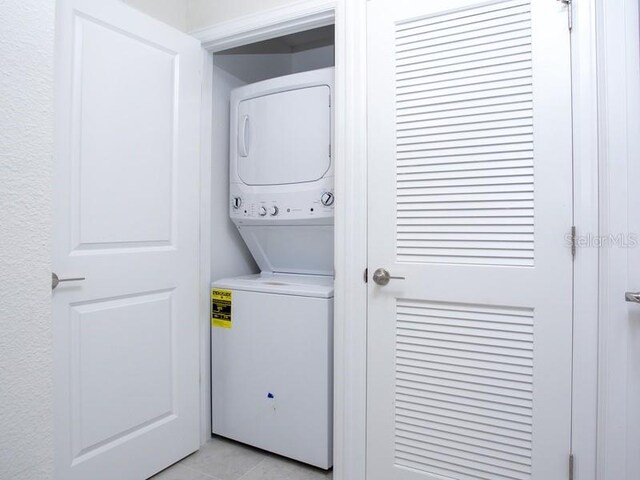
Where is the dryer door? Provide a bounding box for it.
[236,85,331,186]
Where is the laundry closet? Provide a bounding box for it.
[50,1,595,479]
[207,26,336,470]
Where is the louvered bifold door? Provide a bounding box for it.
[366,1,573,479]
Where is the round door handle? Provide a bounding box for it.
[372,268,405,286]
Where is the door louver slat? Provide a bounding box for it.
[395,298,534,479]
[395,0,534,267]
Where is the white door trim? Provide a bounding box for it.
[198,49,214,446]
[571,1,599,479]
[572,1,640,478]
[192,2,369,479]
[594,0,640,478]
[332,2,368,479]
[190,0,337,52]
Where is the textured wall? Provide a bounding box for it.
[0,0,55,479]
[188,0,303,31]
[122,0,189,31]
[122,1,311,39]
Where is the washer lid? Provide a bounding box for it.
[212,273,334,298]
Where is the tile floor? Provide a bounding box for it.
[151,436,333,480]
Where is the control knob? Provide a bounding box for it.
[258,206,267,217]
[269,206,279,216]
[232,196,242,209]
[320,191,334,206]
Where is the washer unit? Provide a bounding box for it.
[211,67,334,469]
[211,274,333,469]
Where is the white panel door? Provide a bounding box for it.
[366,1,573,479]
[53,1,202,478]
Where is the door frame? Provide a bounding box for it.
[570,2,601,480]
[192,1,603,480]
[570,1,599,479]
[572,1,640,479]
[593,0,640,479]
[191,2,369,480]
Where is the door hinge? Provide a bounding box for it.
[558,0,573,31]
[570,226,577,258]
[364,267,368,283]
[569,453,575,480]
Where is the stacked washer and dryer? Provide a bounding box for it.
[211,67,334,469]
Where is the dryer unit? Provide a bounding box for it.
[229,67,335,276]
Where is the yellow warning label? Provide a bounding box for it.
[211,289,232,328]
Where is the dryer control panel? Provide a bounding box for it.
[230,187,334,222]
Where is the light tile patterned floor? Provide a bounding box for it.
[151,436,333,480]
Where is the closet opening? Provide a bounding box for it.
[207,24,336,471]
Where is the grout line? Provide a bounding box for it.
[236,456,270,480]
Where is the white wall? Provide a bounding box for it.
[215,46,334,84]
[0,1,55,479]
[122,0,189,31]
[292,45,334,73]
[210,61,259,281]
[214,53,292,84]
[188,0,302,31]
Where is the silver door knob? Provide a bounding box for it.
[372,268,405,286]
[626,291,640,303]
[52,272,86,290]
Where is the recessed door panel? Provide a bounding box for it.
[71,291,174,456]
[74,17,176,249]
